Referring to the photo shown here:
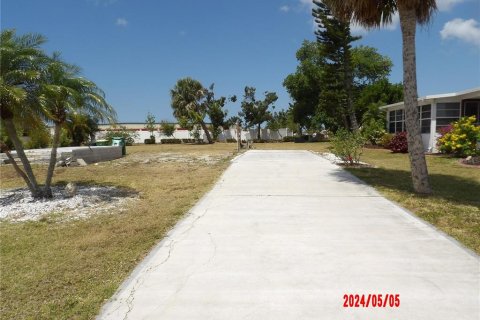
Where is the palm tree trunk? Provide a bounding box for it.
[0,141,37,195]
[44,122,61,198]
[399,5,431,194]
[2,118,42,197]
[199,121,213,144]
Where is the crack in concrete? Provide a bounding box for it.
[118,203,215,319]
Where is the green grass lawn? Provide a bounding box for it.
[0,142,478,319]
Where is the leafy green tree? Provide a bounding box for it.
[324,0,435,193]
[352,46,393,87]
[64,113,99,146]
[204,84,237,141]
[313,0,360,130]
[144,112,156,139]
[0,29,46,197]
[283,41,324,132]
[160,120,176,138]
[39,53,116,197]
[170,77,213,143]
[239,86,278,140]
[267,109,297,137]
[357,79,403,124]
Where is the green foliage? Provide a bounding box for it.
[329,129,366,165]
[239,86,278,139]
[361,119,386,145]
[25,123,51,149]
[59,128,73,147]
[351,46,393,86]
[144,112,156,138]
[437,116,480,157]
[204,84,236,141]
[104,126,138,146]
[64,113,99,146]
[380,133,394,149]
[160,120,176,138]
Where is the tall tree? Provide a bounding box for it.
[144,112,156,139]
[170,78,213,144]
[204,84,237,141]
[0,29,46,197]
[239,86,278,140]
[313,0,360,130]
[65,113,99,146]
[283,41,324,132]
[324,0,434,193]
[39,53,116,197]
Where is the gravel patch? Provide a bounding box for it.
[0,185,138,222]
[115,152,231,165]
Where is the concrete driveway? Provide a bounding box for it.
[98,150,479,320]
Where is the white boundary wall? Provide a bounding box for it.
[95,128,293,144]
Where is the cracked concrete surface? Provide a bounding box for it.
[97,150,479,320]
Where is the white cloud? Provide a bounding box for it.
[280,5,290,13]
[436,0,466,12]
[383,12,399,30]
[115,18,128,27]
[440,18,480,47]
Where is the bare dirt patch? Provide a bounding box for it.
[115,151,233,165]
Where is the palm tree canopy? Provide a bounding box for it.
[170,77,206,119]
[0,29,47,119]
[38,53,116,124]
[323,0,437,28]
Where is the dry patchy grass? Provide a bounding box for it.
[0,143,236,319]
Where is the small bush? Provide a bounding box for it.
[361,119,386,146]
[252,139,267,143]
[160,139,181,144]
[389,131,408,153]
[226,138,237,143]
[144,138,156,144]
[282,136,295,142]
[437,116,480,157]
[380,133,394,149]
[181,139,196,144]
[329,129,366,165]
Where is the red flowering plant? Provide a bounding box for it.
[389,131,408,153]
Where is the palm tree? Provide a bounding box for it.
[324,0,435,194]
[39,54,116,197]
[170,78,213,144]
[0,29,46,197]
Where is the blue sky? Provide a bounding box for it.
[2,0,480,122]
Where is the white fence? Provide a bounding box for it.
[95,128,294,144]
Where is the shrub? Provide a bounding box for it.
[160,139,181,144]
[160,121,176,138]
[144,138,156,144]
[181,139,196,144]
[389,131,408,153]
[282,136,295,142]
[329,129,366,165]
[226,138,237,143]
[361,119,386,146]
[25,124,51,149]
[437,116,480,157]
[380,133,394,149]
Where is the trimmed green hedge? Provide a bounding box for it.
[161,139,181,144]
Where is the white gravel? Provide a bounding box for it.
[0,185,138,222]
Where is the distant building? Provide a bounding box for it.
[95,123,294,143]
[380,88,480,152]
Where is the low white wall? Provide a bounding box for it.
[95,128,294,144]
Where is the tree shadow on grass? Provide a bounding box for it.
[341,167,480,207]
